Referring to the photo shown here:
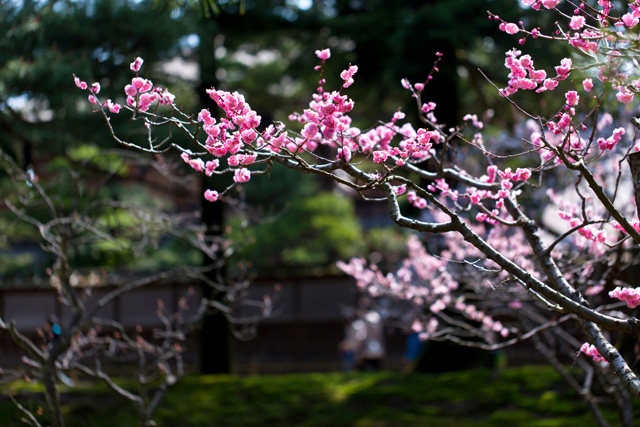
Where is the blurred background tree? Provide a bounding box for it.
[0,0,572,375]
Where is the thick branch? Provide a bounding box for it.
[573,159,640,244]
[627,152,640,217]
[71,362,143,405]
[582,320,640,399]
[381,186,640,334]
[0,318,45,362]
[383,183,456,233]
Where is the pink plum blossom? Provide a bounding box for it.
[315,49,330,60]
[233,168,251,183]
[621,12,639,28]
[541,0,560,8]
[125,84,137,97]
[422,102,436,113]
[500,22,520,34]
[555,58,572,79]
[580,343,607,363]
[73,75,88,90]
[337,146,352,162]
[514,168,532,181]
[104,99,121,114]
[204,189,218,202]
[543,79,558,91]
[205,160,219,176]
[616,88,634,104]
[372,150,388,164]
[340,65,358,88]
[565,90,579,106]
[609,287,640,308]
[463,114,484,129]
[130,57,144,72]
[569,15,586,30]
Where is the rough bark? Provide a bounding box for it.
[627,152,640,216]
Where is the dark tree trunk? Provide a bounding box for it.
[197,20,233,374]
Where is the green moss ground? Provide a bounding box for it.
[1,366,636,426]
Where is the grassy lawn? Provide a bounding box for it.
[0,366,636,426]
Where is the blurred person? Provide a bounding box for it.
[339,307,359,372]
[44,314,74,386]
[45,314,61,348]
[403,331,424,372]
[357,309,385,371]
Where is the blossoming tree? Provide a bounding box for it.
[75,0,640,424]
[0,146,270,427]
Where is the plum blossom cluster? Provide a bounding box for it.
[525,104,629,181]
[597,127,625,151]
[73,57,175,114]
[73,2,640,419]
[509,0,640,105]
[465,165,532,224]
[550,187,609,252]
[611,218,640,234]
[74,33,635,278]
[463,113,483,129]
[516,0,561,11]
[76,47,537,236]
[543,157,634,260]
[556,208,607,244]
[609,287,640,309]
[581,343,607,363]
[124,76,175,111]
[180,152,219,177]
[73,76,121,113]
[498,48,571,96]
[338,232,515,344]
[97,50,460,207]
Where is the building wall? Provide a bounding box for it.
[233,276,407,373]
[0,276,408,373]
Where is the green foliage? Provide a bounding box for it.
[0,0,207,279]
[285,192,363,259]
[0,0,562,282]
[359,226,408,269]
[154,0,246,18]
[226,163,407,275]
[66,144,128,177]
[1,366,635,426]
[231,189,364,275]
[0,0,195,154]
[0,252,38,276]
[0,144,202,277]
